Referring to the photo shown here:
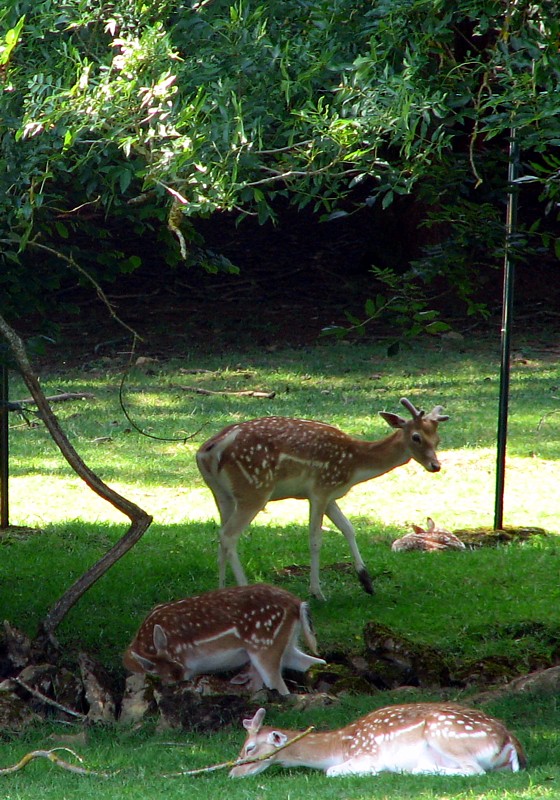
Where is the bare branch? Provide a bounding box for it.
[176,384,275,399]
[0,313,153,638]
[0,748,110,777]
[11,677,87,721]
[27,240,142,342]
[11,392,95,406]
[168,726,315,777]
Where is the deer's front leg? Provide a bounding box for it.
[326,756,380,777]
[325,501,374,595]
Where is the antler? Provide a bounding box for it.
[400,398,449,423]
[425,405,449,422]
[400,397,424,419]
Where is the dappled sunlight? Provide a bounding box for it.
[342,449,560,534]
[8,476,212,525]
[8,448,560,535]
[6,339,559,548]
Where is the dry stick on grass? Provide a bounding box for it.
[171,726,315,777]
[11,392,96,406]
[176,384,276,399]
[0,748,110,777]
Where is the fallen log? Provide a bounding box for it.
[10,392,95,406]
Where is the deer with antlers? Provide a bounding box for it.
[123,584,325,695]
[196,398,449,599]
[230,703,526,777]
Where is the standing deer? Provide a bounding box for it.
[196,398,449,599]
[230,703,526,777]
[123,584,325,695]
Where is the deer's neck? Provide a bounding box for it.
[275,729,345,771]
[352,430,410,481]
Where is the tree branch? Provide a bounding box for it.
[0,313,153,640]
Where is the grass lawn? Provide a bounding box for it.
[1,330,559,798]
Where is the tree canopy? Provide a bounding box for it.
[1,0,559,321]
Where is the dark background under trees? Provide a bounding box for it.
[1,0,559,352]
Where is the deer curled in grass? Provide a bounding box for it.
[392,517,466,552]
[197,398,449,599]
[230,703,526,777]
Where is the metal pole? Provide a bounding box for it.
[0,363,8,529]
[494,128,519,530]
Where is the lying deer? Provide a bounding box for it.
[123,584,325,695]
[230,702,526,777]
[197,398,449,599]
[392,517,466,552]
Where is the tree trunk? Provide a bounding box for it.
[0,314,153,641]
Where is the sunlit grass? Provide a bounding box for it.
[2,335,560,799]
[7,446,559,532]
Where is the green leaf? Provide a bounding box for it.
[119,170,132,194]
[344,311,361,326]
[55,221,69,239]
[425,321,451,334]
[0,15,25,66]
[364,298,377,317]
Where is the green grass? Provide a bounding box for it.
[1,692,558,799]
[1,333,560,798]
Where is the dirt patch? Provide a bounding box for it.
[2,611,560,733]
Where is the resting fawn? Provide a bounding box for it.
[230,702,526,777]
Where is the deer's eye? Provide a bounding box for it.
[245,743,256,755]
[411,432,422,444]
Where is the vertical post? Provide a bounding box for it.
[494,128,519,530]
[0,363,8,529]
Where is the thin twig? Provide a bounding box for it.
[28,240,142,342]
[11,677,88,721]
[170,726,315,777]
[175,384,275,399]
[0,748,109,777]
[537,407,560,431]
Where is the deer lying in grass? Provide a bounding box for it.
[197,398,449,599]
[392,517,466,552]
[123,584,325,695]
[230,703,526,777]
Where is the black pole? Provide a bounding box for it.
[494,128,519,530]
[0,363,8,529]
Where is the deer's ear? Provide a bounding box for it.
[243,707,266,732]
[379,411,407,429]
[131,651,157,672]
[268,731,289,748]
[153,624,168,652]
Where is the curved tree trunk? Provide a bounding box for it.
[0,314,153,641]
